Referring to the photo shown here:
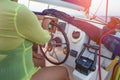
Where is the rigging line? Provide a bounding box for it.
[92,0,104,16]
[89,0,105,23]
[75,17,107,25]
[89,12,107,24]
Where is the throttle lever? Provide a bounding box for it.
[90,49,98,71]
[84,43,99,50]
[84,43,98,71]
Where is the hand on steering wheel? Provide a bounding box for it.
[39,17,70,65]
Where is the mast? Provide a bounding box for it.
[105,0,109,22]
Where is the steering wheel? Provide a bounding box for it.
[39,17,70,65]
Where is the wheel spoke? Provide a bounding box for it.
[52,47,60,62]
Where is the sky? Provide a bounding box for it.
[18,0,120,16]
